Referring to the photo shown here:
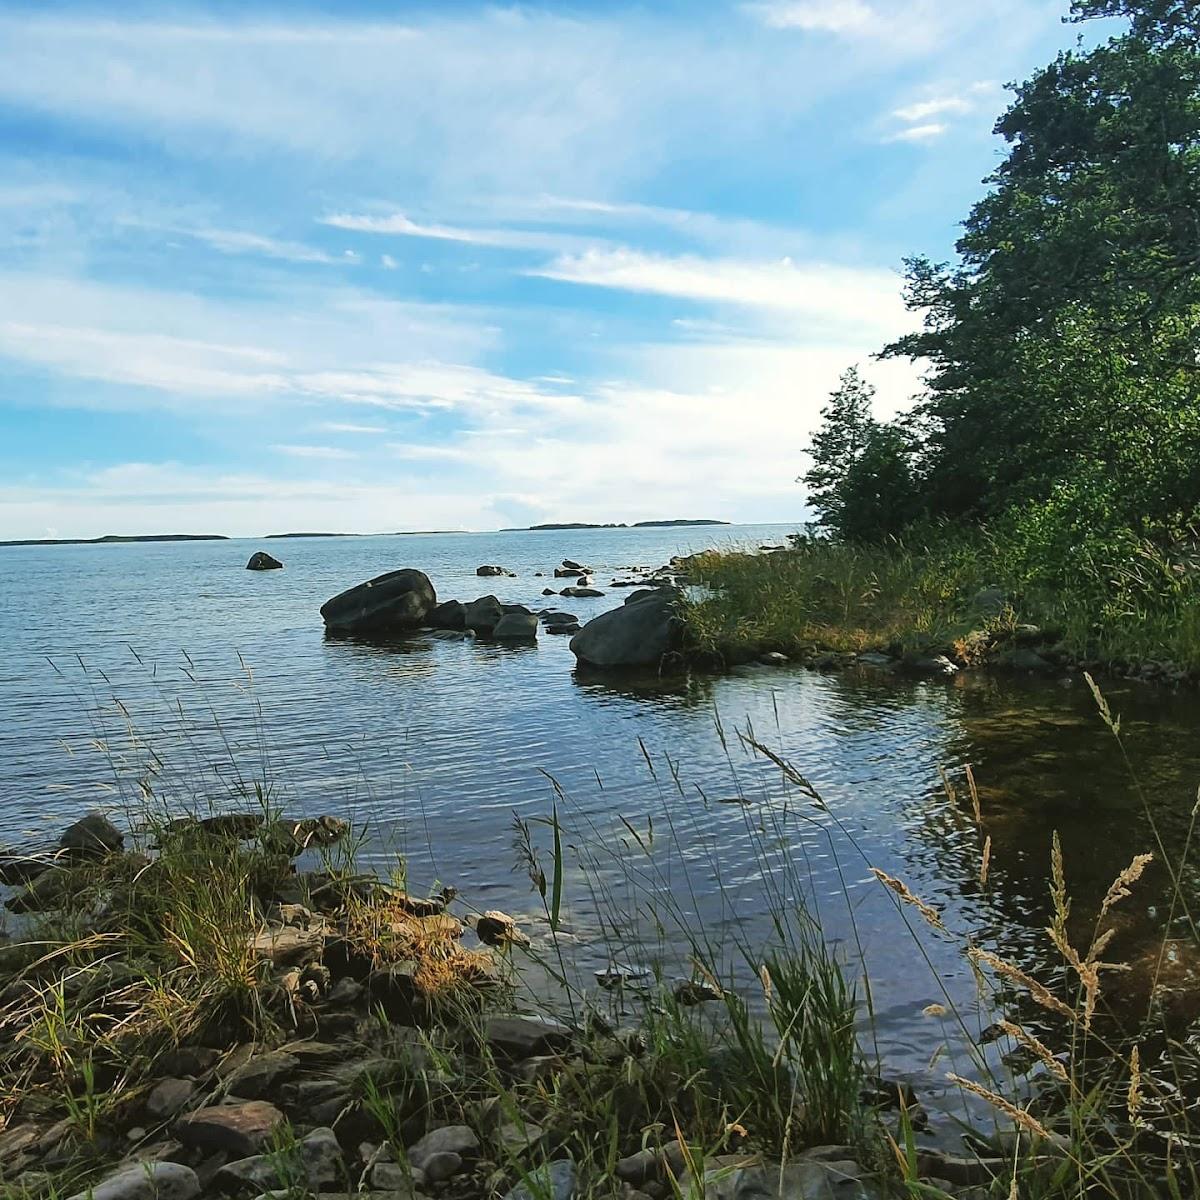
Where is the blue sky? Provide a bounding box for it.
[0,0,1118,537]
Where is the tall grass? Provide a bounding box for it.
[684,527,1200,673]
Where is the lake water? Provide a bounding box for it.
[2,524,1198,1135]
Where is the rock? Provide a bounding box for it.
[156,1047,221,1078]
[545,623,581,635]
[503,1158,576,1200]
[615,1148,660,1185]
[856,652,894,668]
[1000,647,1055,674]
[464,595,504,635]
[476,565,512,577]
[1012,623,1043,645]
[673,980,721,1005]
[265,815,348,855]
[146,1078,197,1122]
[175,1102,285,1159]
[224,1051,299,1100]
[903,654,958,677]
[539,610,578,624]
[970,586,1007,617]
[5,866,74,913]
[320,570,437,635]
[371,1161,426,1192]
[485,1014,573,1059]
[554,567,587,578]
[914,1151,1005,1188]
[215,1127,343,1195]
[475,911,529,947]
[561,560,586,571]
[679,1155,877,1200]
[251,924,325,967]
[570,590,682,669]
[492,613,539,640]
[325,977,364,1007]
[427,600,466,631]
[246,552,283,571]
[60,812,123,859]
[758,652,789,666]
[67,1162,201,1200]
[542,588,557,596]
[0,1124,41,1165]
[408,1126,478,1176]
[0,854,54,885]
[560,586,604,598]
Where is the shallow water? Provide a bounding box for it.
[2,525,1198,1132]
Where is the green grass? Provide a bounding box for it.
[683,526,1200,675]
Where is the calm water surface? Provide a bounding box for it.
[2,525,1198,1130]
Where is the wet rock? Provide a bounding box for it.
[464,595,504,635]
[999,647,1055,674]
[224,1051,299,1101]
[758,652,789,666]
[485,1014,573,1059]
[215,1126,343,1195]
[902,654,958,677]
[493,613,539,640]
[0,854,55,885]
[61,812,124,859]
[475,910,529,947]
[673,980,721,1005]
[561,560,587,571]
[560,586,604,598]
[680,1155,877,1199]
[542,588,557,596]
[246,552,283,571]
[539,610,578,624]
[477,565,513,577]
[427,600,466,631]
[67,1162,201,1200]
[503,1158,576,1200]
[569,589,682,669]
[856,651,894,668]
[175,1101,285,1159]
[146,1078,198,1122]
[265,815,349,855]
[320,569,437,635]
[545,622,581,635]
[554,567,587,578]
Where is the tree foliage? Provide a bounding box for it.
[805,0,1200,552]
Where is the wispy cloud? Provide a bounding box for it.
[272,444,357,459]
[746,0,875,34]
[891,96,971,123]
[314,421,386,434]
[883,122,948,143]
[321,210,588,254]
[187,228,347,265]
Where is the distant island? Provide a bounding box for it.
[0,533,229,548]
[503,519,730,531]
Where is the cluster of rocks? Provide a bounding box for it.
[318,566,686,669]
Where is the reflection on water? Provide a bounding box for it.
[1,527,1198,1135]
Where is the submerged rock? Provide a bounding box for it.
[569,589,682,669]
[320,569,437,635]
[492,613,538,640]
[246,552,283,571]
[476,565,513,577]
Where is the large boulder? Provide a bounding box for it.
[464,595,504,635]
[320,569,436,635]
[246,551,283,571]
[492,613,538,640]
[60,813,123,859]
[569,590,682,669]
[428,600,467,630]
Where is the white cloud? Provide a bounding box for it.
[530,248,908,341]
[883,122,948,143]
[746,0,875,34]
[272,444,357,459]
[187,228,345,265]
[321,210,589,254]
[380,255,398,269]
[315,421,386,434]
[891,96,971,123]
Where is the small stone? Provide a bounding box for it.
[146,1078,197,1122]
[224,1051,299,1100]
[0,1124,41,1164]
[66,1162,200,1200]
[251,924,326,967]
[504,1158,576,1200]
[615,1147,659,1185]
[215,1127,343,1195]
[175,1101,285,1159]
[371,1160,427,1192]
[157,1047,221,1078]
[418,1151,463,1183]
[408,1125,478,1173]
[758,652,789,666]
[475,911,529,947]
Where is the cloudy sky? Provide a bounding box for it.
[0,0,1117,537]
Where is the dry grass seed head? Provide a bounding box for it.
[946,1073,1054,1143]
[980,835,992,887]
[996,1019,1068,1083]
[968,947,1076,1022]
[869,868,944,930]
[1099,853,1153,921]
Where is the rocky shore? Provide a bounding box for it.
[0,811,1022,1200]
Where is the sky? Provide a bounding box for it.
[0,0,1120,538]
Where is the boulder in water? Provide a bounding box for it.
[246,551,283,571]
[492,612,538,640]
[428,600,467,630]
[570,589,682,669]
[464,595,504,635]
[476,565,514,577]
[60,813,123,860]
[320,569,436,635]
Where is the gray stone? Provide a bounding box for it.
[146,1078,197,1122]
[477,565,511,577]
[4,866,74,912]
[250,924,325,967]
[407,1126,478,1173]
[614,1147,660,1185]
[320,570,437,635]
[427,600,466,630]
[1012,623,1043,645]
[416,1151,462,1183]
[1001,647,1055,674]
[560,586,604,598]
[856,652,894,667]
[680,1156,878,1200]
[246,552,283,571]
[464,595,504,635]
[224,1051,299,1100]
[545,623,581,635]
[215,1127,343,1195]
[60,812,123,859]
[485,1014,573,1059]
[539,610,578,624]
[758,652,789,666]
[570,589,682,669]
[503,1158,576,1200]
[67,1162,200,1200]
[370,1161,427,1193]
[475,910,529,947]
[492,613,539,640]
[561,560,587,571]
[554,567,587,578]
[175,1102,285,1158]
[903,654,958,677]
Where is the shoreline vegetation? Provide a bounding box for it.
[0,697,1194,1200]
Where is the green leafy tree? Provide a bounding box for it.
[802,367,878,532]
